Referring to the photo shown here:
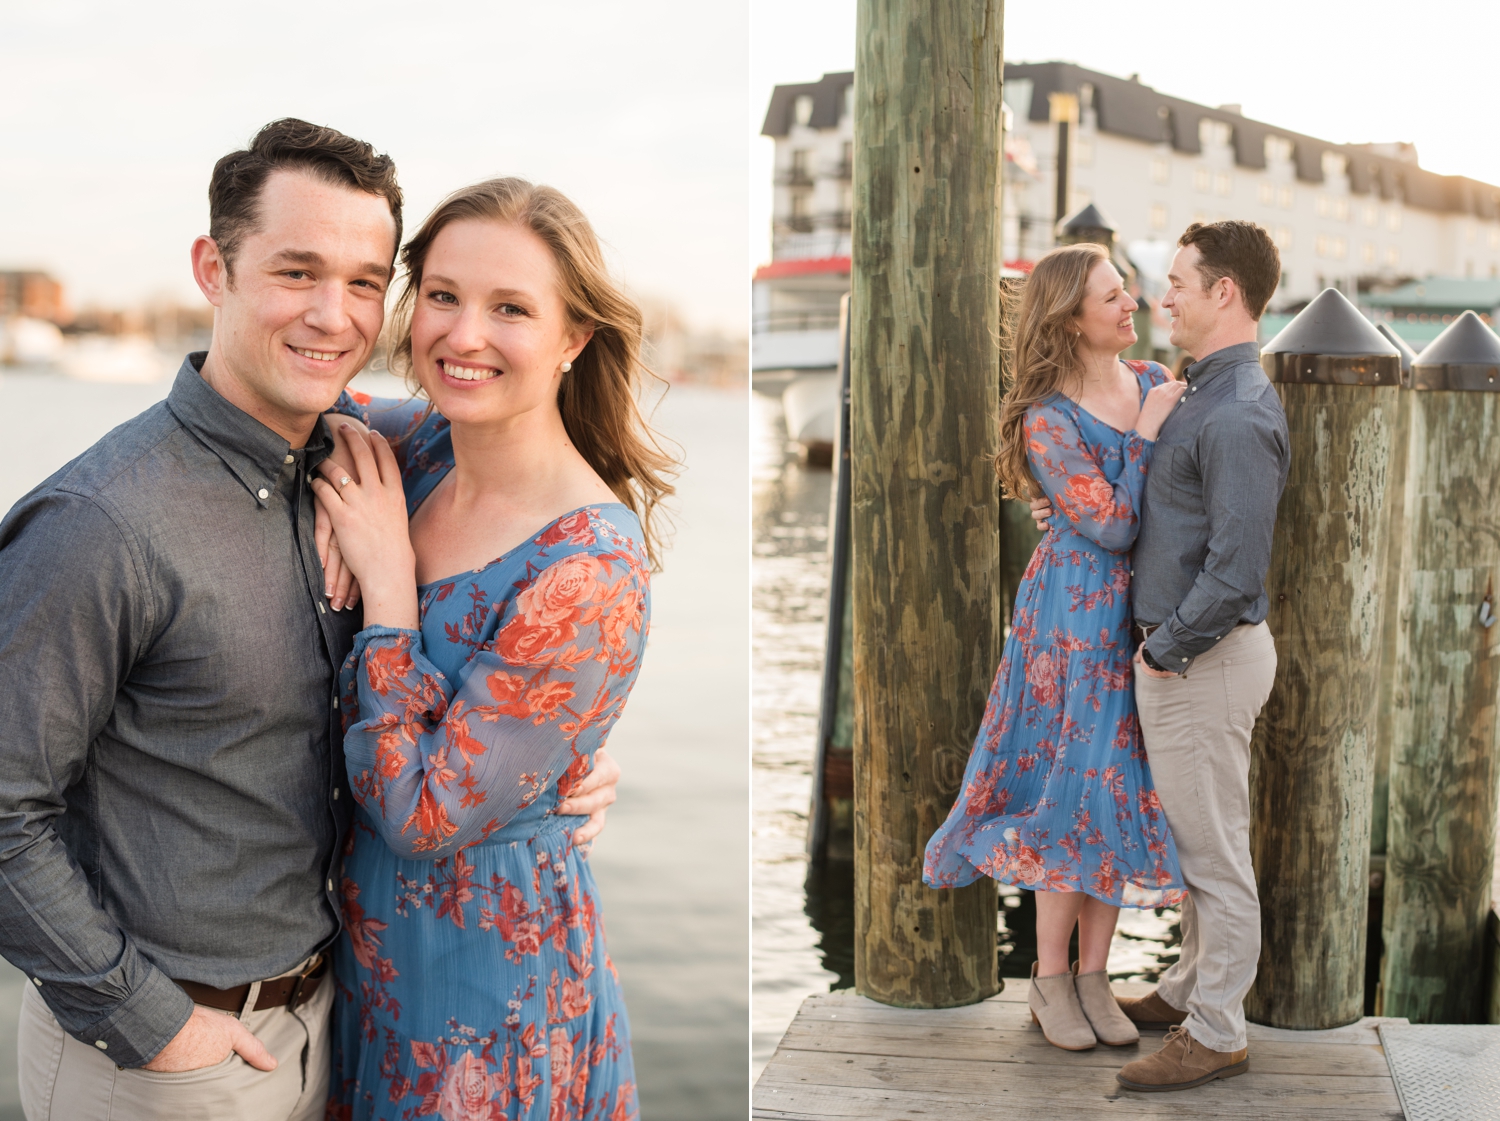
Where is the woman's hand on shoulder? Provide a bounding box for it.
[1135,379,1188,442]
[311,424,419,629]
[314,413,374,612]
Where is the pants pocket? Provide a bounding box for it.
[1223,648,1277,731]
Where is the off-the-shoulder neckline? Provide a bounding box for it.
[417,502,636,590]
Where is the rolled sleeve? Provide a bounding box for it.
[1145,408,1287,671]
[0,492,191,1066]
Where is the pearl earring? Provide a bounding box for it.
[560,361,572,373]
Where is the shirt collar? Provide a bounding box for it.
[165,352,334,507]
[1182,341,1261,388]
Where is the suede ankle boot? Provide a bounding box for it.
[1071,962,1139,1046]
[1027,961,1096,1051]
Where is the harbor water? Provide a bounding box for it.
[751,385,1182,1079]
[0,369,748,1121]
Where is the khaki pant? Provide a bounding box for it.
[18,965,332,1121]
[1134,621,1276,1053]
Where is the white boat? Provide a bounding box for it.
[781,369,839,463]
[58,335,174,383]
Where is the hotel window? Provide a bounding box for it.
[1151,157,1170,184]
[1265,136,1293,163]
[1259,181,1275,206]
[1278,185,1295,209]
[1316,233,1329,257]
[1490,227,1500,250]
[1363,204,1379,227]
[1362,242,1377,264]
[1321,151,1347,179]
[1075,140,1094,167]
[1385,246,1401,267]
[1193,167,1211,193]
[1331,236,1347,260]
[1199,119,1231,147]
[1149,204,1169,230]
[1214,172,1232,197]
[1387,209,1402,232]
[1333,198,1349,221]
[1274,226,1293,250]
[1316,195,1330,218]
[842,85,853,121]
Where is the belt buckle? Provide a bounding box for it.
[287,954,324,1012]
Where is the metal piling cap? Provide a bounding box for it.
[1261,288,1401,386]
[1409,310,1500,392]
[1375,321,1418,375]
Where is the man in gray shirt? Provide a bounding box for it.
[0,120,618,1120]
[1034,221,1289,1092]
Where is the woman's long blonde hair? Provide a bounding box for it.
[995,243,1114,501]
[387,178,678,569]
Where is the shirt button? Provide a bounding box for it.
[257,488,269,500]
[95,1040,108,1051]
[333,788,341,800]
[284,454,295,464]
[1181,657,1188,662]
[327,878,334,892]
[32,977,42,987]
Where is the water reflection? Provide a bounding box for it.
[751,391,1181,1076]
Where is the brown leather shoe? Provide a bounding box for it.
[1114,988,1186,1030]
[1116,1025,1249,1092]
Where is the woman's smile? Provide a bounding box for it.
[438,358,501,383]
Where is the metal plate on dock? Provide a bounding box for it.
[1379,1023,1500,1121]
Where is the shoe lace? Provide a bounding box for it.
[1163,1024,1193,1055]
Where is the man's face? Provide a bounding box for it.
[202,170,396,426]
[1161,243,1222,359]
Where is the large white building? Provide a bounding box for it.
[1004,61,1500,307]
[757,63,1500,373]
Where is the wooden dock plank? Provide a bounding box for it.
[754,990,1405,1120]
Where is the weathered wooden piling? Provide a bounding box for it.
[1382,310,1500,1023]
[1248,288,1404,1029]
[809,295,854,866]
[1369,321,1418,860]
[850,0,1004,1007]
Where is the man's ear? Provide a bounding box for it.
[1216,276,1238,311]
[191,236,229,308]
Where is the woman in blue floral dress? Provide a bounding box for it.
[924,244,1187,1052]
[312,179,675,1121]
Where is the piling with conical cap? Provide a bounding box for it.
[1056,202,1117,249]
[1247,287,1406,1029]
[1381,310,1500,1022]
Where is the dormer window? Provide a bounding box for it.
[794,95,814,127]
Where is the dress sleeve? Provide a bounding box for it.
[340,542,650,857]
[1025,399,1153,554]
[331,391,434,442]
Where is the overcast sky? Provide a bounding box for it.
[751,0,1500,267]
[0,0,747,332]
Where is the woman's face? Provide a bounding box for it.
[1071,258,1139,355]
[409,218,589,426]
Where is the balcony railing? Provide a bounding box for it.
[824,159,853,181]
[775,216,816,234]
[754,309,844,334]
[774,169,814,187]
[821,210,852,231]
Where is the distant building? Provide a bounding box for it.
[755,71,855,374]
[1005,61,1500,308]
[0,270,68,324]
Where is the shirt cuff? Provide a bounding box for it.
[1144,626,1195,673]
[65,965,194,1068]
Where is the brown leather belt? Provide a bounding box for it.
[175,955,327,1014]
[1129,623,1159,649]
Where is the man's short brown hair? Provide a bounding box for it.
[1178,220,1281,320]
[208,118,403,276]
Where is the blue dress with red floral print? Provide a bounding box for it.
[327,392,645,1121]
[923,361,1186,907]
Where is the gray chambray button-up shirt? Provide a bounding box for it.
[1134,340,1290,671]
[0,353,360,1066]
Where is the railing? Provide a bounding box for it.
[775,169,814,187]
[776,216,816,234]
[754,310,845,334]
[825,159,853,181]
[822,210,853,231]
